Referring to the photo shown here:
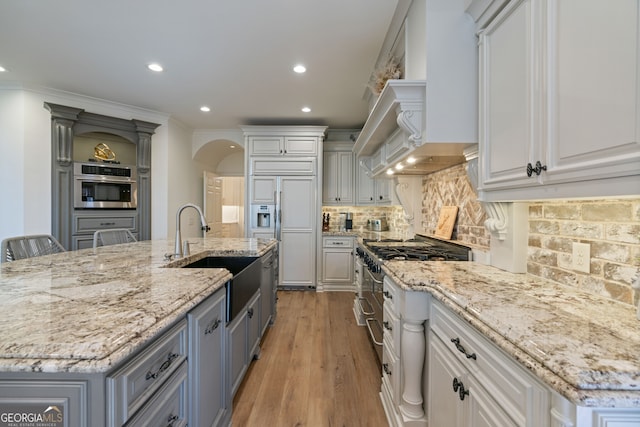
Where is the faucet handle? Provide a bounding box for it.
[202,225,211,232]
[163,253,174,261]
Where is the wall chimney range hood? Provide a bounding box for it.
[353,80,476,177]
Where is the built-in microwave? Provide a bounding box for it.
[73,162,137,209]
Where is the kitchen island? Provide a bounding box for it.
[382,260,640,426]
[0,237,277,426]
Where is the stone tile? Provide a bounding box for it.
[542,236,573,253]
[529,248,558,267]
[603,263,639,285]
[544,204,581,220]
[529,220,560,235]
[529,204,543,218]
[558,222,603,239]
[591,241,632,264]
[582,202,634,222]
[605,224,640,244]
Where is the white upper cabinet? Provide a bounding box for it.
[477,0,640,201]
[248,136,318,156]
[322,151,354,205]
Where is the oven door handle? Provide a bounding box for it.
[357,297,375,316]
[365,268,383,284]
[365,318,383,346]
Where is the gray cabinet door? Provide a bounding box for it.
[260,250,275,335]
[228,309,248,397]
[188,289,227,427]
[247,291,261,361]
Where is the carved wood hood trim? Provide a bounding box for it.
[353,80,426,157]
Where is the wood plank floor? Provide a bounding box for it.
[232,291,388,427]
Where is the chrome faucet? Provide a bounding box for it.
[175,203,210,258]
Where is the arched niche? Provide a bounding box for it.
[44,102,160,249]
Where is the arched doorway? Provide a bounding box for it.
[194,139,245,238]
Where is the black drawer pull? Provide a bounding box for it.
[526,160,547,177]
[166,414,179,427]
[383,291,392,300]
[204,318,221,335]
[451,337,476,360]
[383,363,392,376]
[146,352,179,380]
[383,321,392,331]
[452,377,469,401]
[247,308,254,319]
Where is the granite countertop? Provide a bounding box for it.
[0,237,277,374]
[382,261,640,408]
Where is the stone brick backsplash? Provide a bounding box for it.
[420,163,489,248]
[528,199,640,306]
[322,205,410,235]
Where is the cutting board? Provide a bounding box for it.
[434,206,458,240]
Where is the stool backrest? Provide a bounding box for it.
[1,235,66,263]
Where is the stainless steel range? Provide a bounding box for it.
[356,234,471,364]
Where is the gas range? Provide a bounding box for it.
[361,234,472,264]
[355,234,472,366]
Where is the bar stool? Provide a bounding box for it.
[1,234,66,263]
[93,229,137,248]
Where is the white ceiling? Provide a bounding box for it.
[0,0,400,131]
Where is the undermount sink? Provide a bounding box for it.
[183,256,260,323]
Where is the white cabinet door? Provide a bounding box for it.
[248,136,284,156]
[323,151,354,204]
[279,176,316,288]
[356,159,376,205]
[478,0,537,191]
[429,335,466,427]
[284,136,318,156]
[251,176,277,204]
[466,376,517,427]
[337,151,354,204]
[543,0,640,185]
[479,0,640,200]
[323,151,340,204]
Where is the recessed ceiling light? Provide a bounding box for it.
[406,156,417,164]
[301,107,311,113]
[200,106,211,112]
[395,163,404,170]
[229,145,235,149]
[0,66,6,72]
[386,169,394,175]
[147,63,163,72]
[293,64,306,74]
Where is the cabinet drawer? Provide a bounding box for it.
[322,237,353,248]
[382,334,400,407]
[107,319,188,426]
[382,301,400,355]
[125,361,188,427]
[430,300,546,425]
[383,276,399,315]
[73,215,136,233]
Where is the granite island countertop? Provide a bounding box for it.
[0,237,277,374]
[382,260,640,408]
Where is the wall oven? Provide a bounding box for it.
[73,162,137,209]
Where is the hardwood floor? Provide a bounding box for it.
[232,291,388,427]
